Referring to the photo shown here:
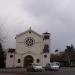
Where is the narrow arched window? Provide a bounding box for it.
[36,59,40,63]
[44,55,47,58]
[17,59,21,63]
[10,55,13,58]
[43,44,49,53]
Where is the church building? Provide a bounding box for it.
[6,27,51,68]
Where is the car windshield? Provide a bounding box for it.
[50,63,55,66]
[32,64,40,66]
[50,62,59,65]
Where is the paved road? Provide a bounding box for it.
[0,68,75,75]
[0,71,74,75]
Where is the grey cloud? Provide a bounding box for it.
[23,0,75,52]
[0,0,75,52]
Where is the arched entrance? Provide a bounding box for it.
[24,55,34,67]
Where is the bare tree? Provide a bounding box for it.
[0,24,6,49]
[0,24,3,42]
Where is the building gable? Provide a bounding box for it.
[16,28,41,38]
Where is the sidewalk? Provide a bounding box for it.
[0,68,26,74]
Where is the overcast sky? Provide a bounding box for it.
[0,0,75,52]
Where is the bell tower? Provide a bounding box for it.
[42,32,50,66]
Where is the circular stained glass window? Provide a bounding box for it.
[24,37,35,47]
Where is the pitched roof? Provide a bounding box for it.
[16,28,41,38]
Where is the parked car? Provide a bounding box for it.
[26,64,34,72]
[26,63,44,72]
[45,62,60,71]
[44,63,51,71]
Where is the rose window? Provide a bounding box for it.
[24,37,35,47]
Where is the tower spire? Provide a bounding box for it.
[29,26,31,30]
